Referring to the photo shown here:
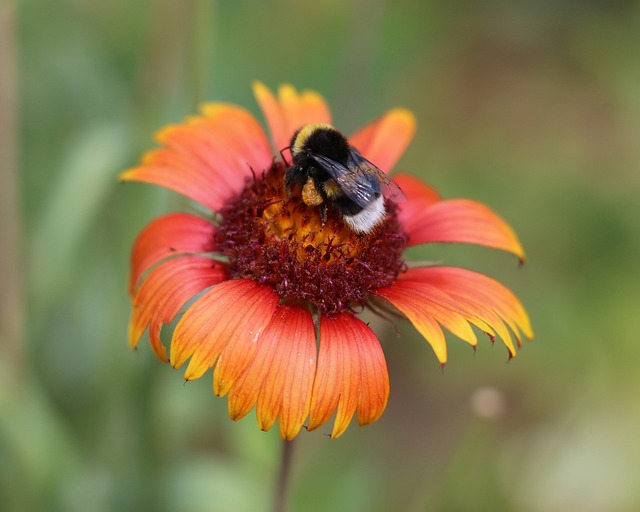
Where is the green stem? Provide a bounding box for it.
[188,0,214,111]
[0,0,23,387]
[273,439,295,512]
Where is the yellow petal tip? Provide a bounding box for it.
[387,108,417,131]
[118,168,138,182]
[199,102,231,118]
[278,83,297,100]
[251,80,268,93]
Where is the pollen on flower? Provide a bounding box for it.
[215,163,408,315]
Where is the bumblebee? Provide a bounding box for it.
[284,123,406,233]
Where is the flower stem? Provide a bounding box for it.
[0,1,24,387]
[272,439,295,512]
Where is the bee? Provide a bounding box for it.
[284,123,406,234]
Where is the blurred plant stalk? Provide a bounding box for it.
[189,0,214,111]
[0,0,24,386]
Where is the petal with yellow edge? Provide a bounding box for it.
[401,266,533,352]
[120,104,273,212]
[128,213,217,296]
[252,81,331,154]
[227,305,315,439]
[170,279,279,381]
[349,109,416,173]
[375,280,486,364]
[129,256,226,361]
[238,305,316,440]
[212,303,311,400]
[308,314,389,438]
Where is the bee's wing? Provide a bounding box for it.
[374,167,407,203]
[346,151,407,204]
[308,152,379,208]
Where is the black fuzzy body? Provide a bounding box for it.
[285,125,365,217]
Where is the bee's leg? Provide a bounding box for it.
[279,146,291,166]
[284,167,296,198]
[319,204,327,226]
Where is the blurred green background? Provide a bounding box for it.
[2,0,640,510]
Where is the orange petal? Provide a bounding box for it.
[280,85,332,137]
[349,108,416,173]
[213,305,316,418]
[226,306,287,422]
[401,266,533,354]
[308,314,389,438]
[120,104,273,212]
[129,256,225,361]
[170,279,279,381]
[354,324,390,429]
[400,197,526,261]
[375,280,485,364]
[252,81,331,154]
[252,81,289,155]
[400,269,518,356]
[248,305,316,440]
[128,213,216,296]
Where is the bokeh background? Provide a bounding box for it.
[2,0,640,510]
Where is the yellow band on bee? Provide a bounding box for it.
[322,180,342,199]
[292,123,334,155]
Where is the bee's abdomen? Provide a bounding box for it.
[331,194,365,216]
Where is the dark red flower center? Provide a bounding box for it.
[215,163,407,315]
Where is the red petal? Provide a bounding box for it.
[214,305,316,424]
[128,213,216,296]
[120,104,273,211]
[394,173,442,222]
[253,82,331,154]
[349,109,416,173]
[240,305,316,440]
[226,308,297,422]
[401,195,526,260]
[308,314,389,438]
[169,279,279,381]
[128,256,225,361]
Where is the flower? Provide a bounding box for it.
[121,82,533,440]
